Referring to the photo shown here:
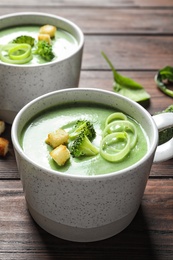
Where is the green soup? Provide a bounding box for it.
[0,25,78,64]
[21,103,149,176]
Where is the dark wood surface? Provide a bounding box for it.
[0,1,173,259]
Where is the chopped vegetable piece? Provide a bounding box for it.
[101,51,150,104]
[100,132,131,162]
[69,131,99,158]
[155,66,173,98]
[100,112,138,162]
[33,40,55,61]
[103,120,137,149]
[105,112,127,126]
[12,35,35,47]
[0,43,32,64]
[68,120,96,141]
[8,44,31,60]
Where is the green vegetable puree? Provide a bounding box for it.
[0,25,78,64]
[21,103,149,176]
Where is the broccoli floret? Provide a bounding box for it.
[12,35,35,47]
[69,131,99,158]
[33,40,55,61]
[158,105,173,145]
[69,120,96,141]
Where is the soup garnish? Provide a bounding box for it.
[100,113,138,162]
[0,24,56,64]
[45,112,138,166]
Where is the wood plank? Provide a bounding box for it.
[82,35,173,70]
[0,0,173,7]
[0,179,173,259]
[0,8,173,35]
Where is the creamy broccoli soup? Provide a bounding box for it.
[0,25,78,64]
[21,103,149,176]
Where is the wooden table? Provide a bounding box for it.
[0,1,173,259]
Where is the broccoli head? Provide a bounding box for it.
[157,104,173,145]
[12,35,35,47]
[69,131,99,158]
[34,40,55,61]
[69,120,96,141]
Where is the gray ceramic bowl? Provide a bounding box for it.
[11,88,173,242]
[0,12,84,123]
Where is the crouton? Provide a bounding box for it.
[45,128,69,148]
[0,137,9,157]
[38,33,51,44]
[0,121,5,135]
[39,25,57,38]
[50,144,70,166]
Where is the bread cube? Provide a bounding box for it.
[39,25,57,38]
[45,128,69,148]
[0,121,5,135]
[0,137,9,157]
[38,33,51,44]
[50,144,70,166]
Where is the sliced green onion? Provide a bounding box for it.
[0,44,33,64]
[100,132,131,162]
[103,120,137,148]
[105,112,127,126]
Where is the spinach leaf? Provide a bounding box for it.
[101,51,150,105]
[155,66,173,98]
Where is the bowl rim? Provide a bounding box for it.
[0,11,84,68]
[11,88,158,180]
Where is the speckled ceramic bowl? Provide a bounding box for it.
[0,12,84,123]
[11,88,173,242]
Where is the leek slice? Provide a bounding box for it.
[103,120,137,148]
[100,132,131,162]
[105,112,127,126]
[100,112,138,162]
[8,44,31,60]
[0,44,33,64]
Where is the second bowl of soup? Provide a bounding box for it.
[0,12,84,123]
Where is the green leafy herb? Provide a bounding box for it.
[155,66,173,98]
[101,51,150,105]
